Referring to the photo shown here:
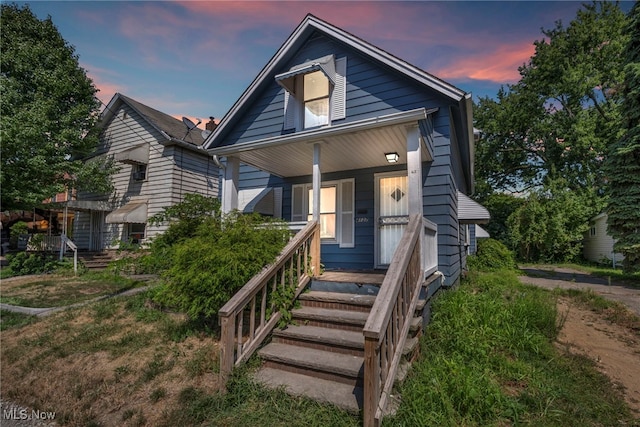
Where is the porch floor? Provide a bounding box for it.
[316,270,385,285]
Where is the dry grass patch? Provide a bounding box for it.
[0,291,221,427]
[0,273,144,308]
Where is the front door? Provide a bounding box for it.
[376,173,408,267]
[90,211,104,251]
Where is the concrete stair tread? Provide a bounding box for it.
[259,342,363,377]
[254,367,362,413]
[292,306,369,325]
[273,324,364,349]
[299,291,376,307]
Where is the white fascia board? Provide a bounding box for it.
[208,108,429,156]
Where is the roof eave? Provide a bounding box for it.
[204,14,466,150]
[208,108,432,156]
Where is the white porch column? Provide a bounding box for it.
[406,125,423,217]
[312,143,322,221]
[222,156,239,214]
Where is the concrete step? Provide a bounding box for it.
[259,342,364,386]
[292,306,369,332]
[254,367,362,413]
[298,291,376,313]
[272,324,364,356]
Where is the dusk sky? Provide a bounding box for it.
[17,1,634,125]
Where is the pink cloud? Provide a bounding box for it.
[433,41,535,84]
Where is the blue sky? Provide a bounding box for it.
[17,1,633,125]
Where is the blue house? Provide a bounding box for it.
[206,15,487,422]
[205,14,483,286]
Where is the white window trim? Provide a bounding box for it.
[282,56,347,132]
[292,178,354,248]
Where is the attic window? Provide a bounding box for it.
[277,55,346,131]
[303,71,330,128]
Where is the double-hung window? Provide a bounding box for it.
[276,55,347,131]
[292,179,354,248]
[303,71,330,128]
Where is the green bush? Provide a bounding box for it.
[7,251,60,276]
[9,221,29,248]
[467,238,516,272]
[153,213,289,320]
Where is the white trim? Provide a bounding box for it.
[210,108,429,156]
[374,171,409,268]
[291,177,355,248]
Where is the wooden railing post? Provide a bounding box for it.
[364,336,381,427]
[219,314,235,385]
[311,224,321,276]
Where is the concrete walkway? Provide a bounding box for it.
[0,274,156,318]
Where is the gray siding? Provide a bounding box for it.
[74,103,217,250]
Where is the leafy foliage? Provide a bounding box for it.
[604,1,640,272]
[153,212,289,320]
[7,252,61,276]
[506,181,601,262]
[0,3,115,210]
[467,238,516,272]
[475,2,629,194]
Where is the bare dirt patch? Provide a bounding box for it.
[520,267,640,418]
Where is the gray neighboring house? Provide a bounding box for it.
[71,93,218,251]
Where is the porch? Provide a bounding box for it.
[218,214,441,426]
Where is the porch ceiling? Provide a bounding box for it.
[211,108,434,178]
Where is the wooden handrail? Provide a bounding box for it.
[363,214,426,427]
[218,220,321,385]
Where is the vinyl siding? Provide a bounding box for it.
[219,32,464,285]
[583,214,624,264]
[73,103,217,250]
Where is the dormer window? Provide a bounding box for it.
[303,71,330,128]
[276,55,346,132]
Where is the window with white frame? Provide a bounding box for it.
[128,223,145,244]
[303,71,330,128]
[292,179,354,247]
[277,55,347,132]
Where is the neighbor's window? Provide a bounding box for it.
[128,223,146,244]
[303,71,330,128]
[133,164,147,181]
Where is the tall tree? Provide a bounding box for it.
[1,3,115,210]
[604,1,640,272]
[475,1,629,193]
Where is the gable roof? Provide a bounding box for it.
[101,93,206,149]
[203,14,472,151]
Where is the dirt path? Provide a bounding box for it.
[519,267,640,417]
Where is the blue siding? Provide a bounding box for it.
[221,30,467,286]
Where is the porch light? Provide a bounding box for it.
[385,152,399,163]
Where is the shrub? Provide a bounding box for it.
[7,251,60,275]
[153,213,289,320]
[467,238,516,272]
[9,221,29,248]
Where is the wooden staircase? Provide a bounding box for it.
[75,251,116,270]
[254,276,426,413]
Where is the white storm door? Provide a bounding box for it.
[376,174,409,267]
